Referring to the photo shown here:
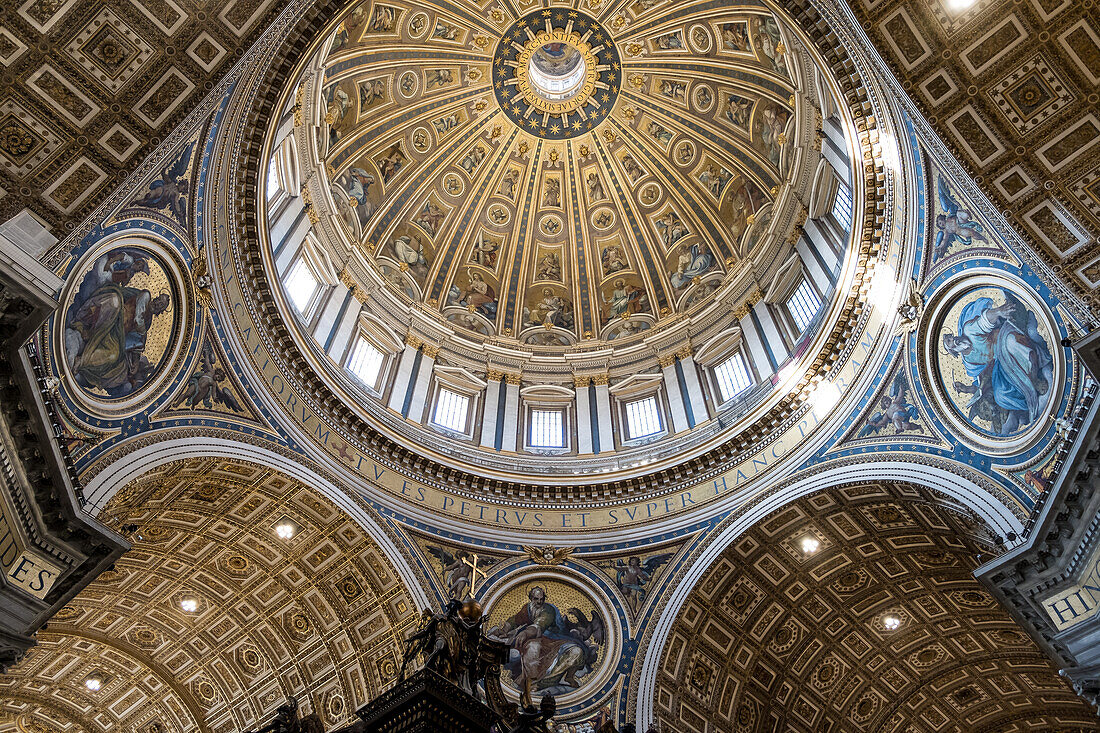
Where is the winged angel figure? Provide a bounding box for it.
[934,177,987,261]
[132,144,193,223]
[859,373,920,437]
[612,553,673,614]
[426,545,493,600]
[171,342,242,413]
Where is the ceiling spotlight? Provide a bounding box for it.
[84,676,102,692]
[275,522,296,540]
[180,598,198,613]
[801,536,820,555]
[882,614,901,631]
[947,0,977,10]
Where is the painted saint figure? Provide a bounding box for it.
[64,248,172,398]
[449,271,498,318]
[535,251,562,282]
[941,290,1053,436]
[499,168,521,198]
[542,178,561,207]
[342,167,376,225]
[604,279,649,320]
[586,172,606,201]
[488,586,603,697]
[601,243,629,275]
[389,234,430,284]
[470,234,499,268]
[525,288,574,330]
[669,243,714,289]
[656,210,688,247]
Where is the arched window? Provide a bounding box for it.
[831,182,853,232]
[345,333,385,388]
[785,278,822,333]
[284,257,321,315]
[529,409,565,448]
[432,388,470,433]
[624,396,662,439]
[266,155,280,201]
[714,352,753,401]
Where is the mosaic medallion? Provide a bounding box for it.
[492,10,621,139]
[485,576,612,702]
[932,281,1057,442]
[62,244,181,402]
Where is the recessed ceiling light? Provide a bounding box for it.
[84,676,102,692]
[180,598,198,613]
[801,536,820,555]
[947,0,977,10]
[882,614,901,631]
[275,522,296,540]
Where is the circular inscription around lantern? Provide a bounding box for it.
[493,10,621,139]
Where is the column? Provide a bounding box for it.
[796,235,833,293]
[660,354,691,433]
[480,371,503,449]
[592,375,614,452]
[312,283,350,344]
[574,376,594,454]
[500,373,521,452]
[677,348,708,425]
[803,218,841,273]
[386,338,421,412]
[753,301,789,364]
[325,293,361,357]
[739,303,776,381]
[406,344,437,423]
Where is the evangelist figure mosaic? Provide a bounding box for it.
[937,287,1054,438]
[487,582,605,699]
[63,246,176,399]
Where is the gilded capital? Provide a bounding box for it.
[504,372,522,385]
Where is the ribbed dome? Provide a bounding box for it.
[314,1,803,349]
[259,0,860,481]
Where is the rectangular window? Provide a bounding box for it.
[346,335,385,387]
[786,278,822,333]
[625,396,661,439]
[285,258,320,314]
[432,388,469,433]
[831,182,853,231]
[714,352,753,401]
[266,156,280,201]
[529,409,564,448]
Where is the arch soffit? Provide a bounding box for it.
[632,459,1024,723]
[81,437,432,611]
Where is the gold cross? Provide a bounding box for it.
[461,553,487,590]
